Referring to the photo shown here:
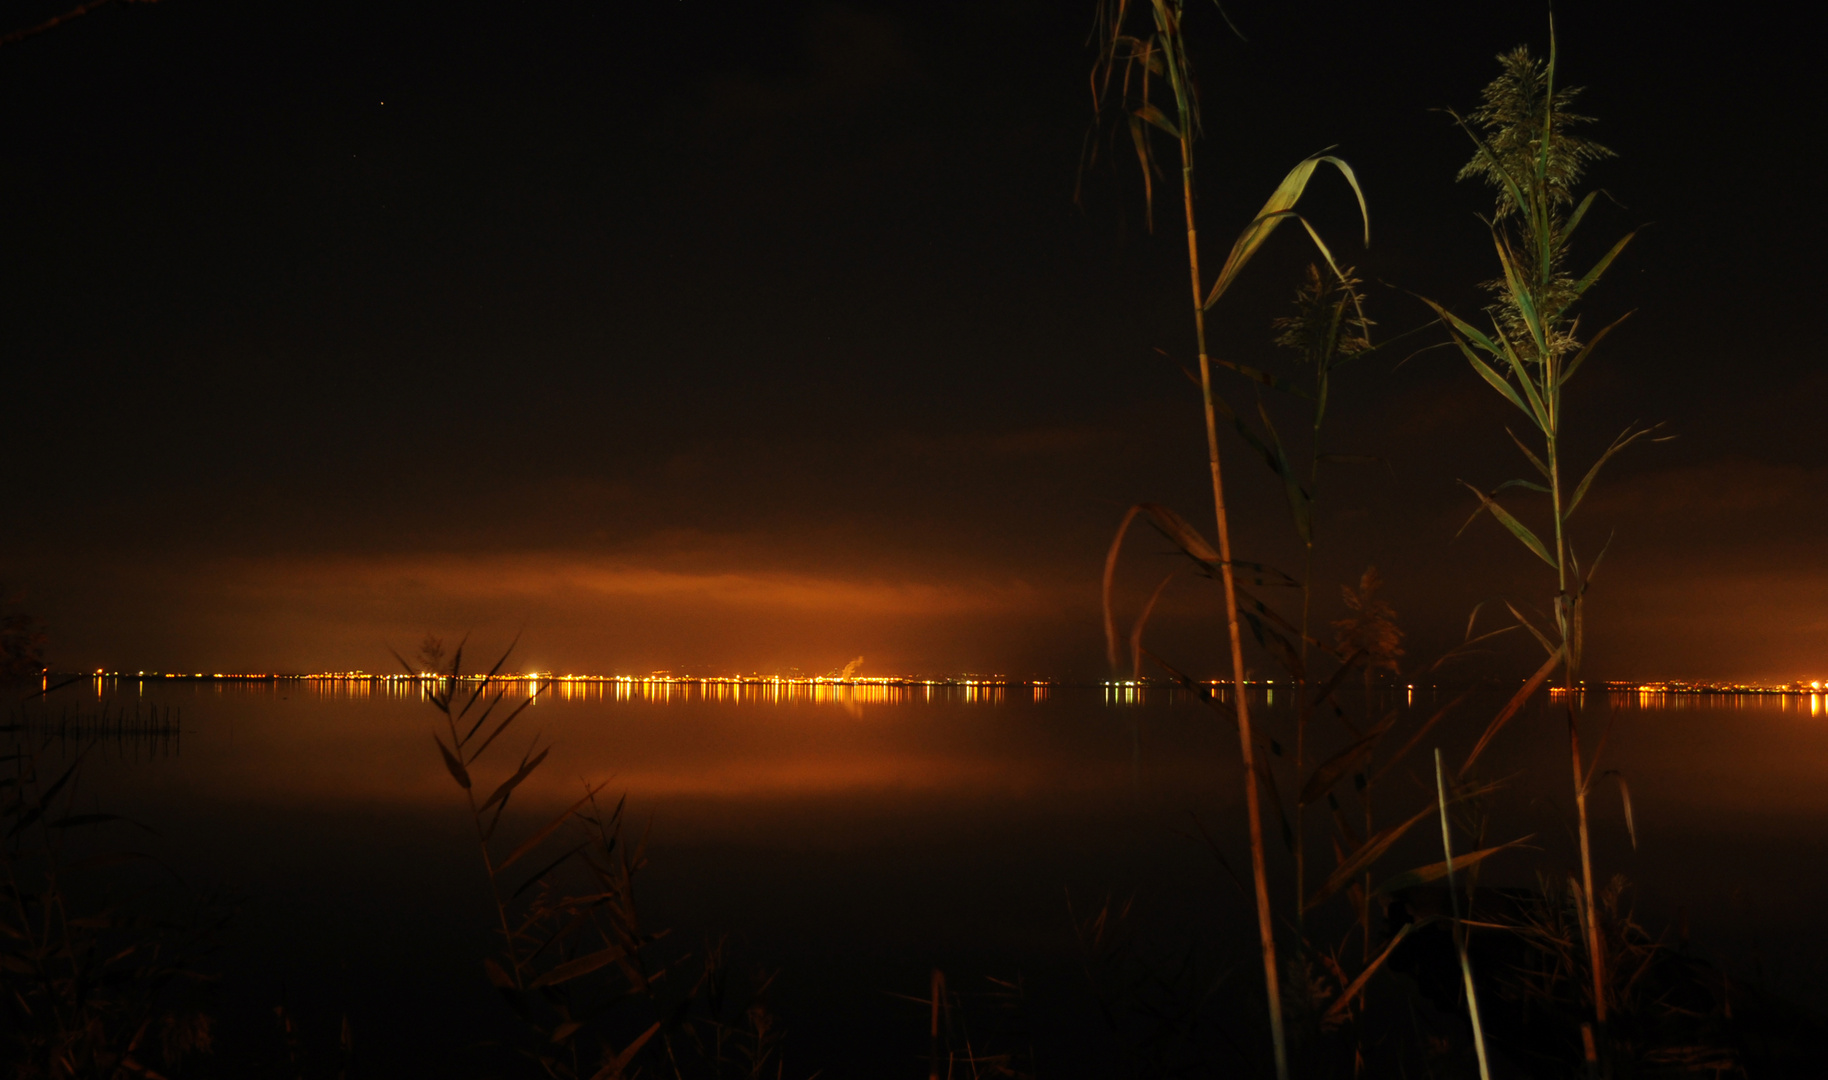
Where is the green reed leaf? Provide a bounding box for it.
[1204,153,1368,311]
[1562,189,1598,242]
[1558,309,1631,388]
[1458,481,1557,569]
[1565,422,1658,520]
[1571,228,1638,300]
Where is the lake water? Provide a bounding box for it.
[16,678,1828,1076]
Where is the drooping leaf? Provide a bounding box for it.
[1504,427,1551,480]
[1504,600,1558,657]
[1204,153,1369,311]
[1132,102,1180,139]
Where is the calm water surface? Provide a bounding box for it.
[31,679,1828,1076]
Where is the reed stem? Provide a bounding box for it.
[1435,748,1492,1080]
[1175,77,1289,1080]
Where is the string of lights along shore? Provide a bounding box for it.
[63,671,1828,696]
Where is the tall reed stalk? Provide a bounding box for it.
[1424,26,1659,1054]
[1434,748,1492,1080]
[1086,4,1367,1075]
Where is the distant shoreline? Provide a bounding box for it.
[44,673,1828,696]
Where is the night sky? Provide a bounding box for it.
[4,1,1823,682]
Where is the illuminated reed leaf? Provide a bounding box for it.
[1458,480,1558,569]
[434,735,471,790]
[1321,920,1418,1026]
[1504,600,1558,657]
[1204,154,1369,311]
[1306,801,1438,912]
[1459,646,1563,777]
[1572,229,1639,300]
[1566,423,1659,520]
[1372,835,1535,896]
[1578,530,1616,595]
[1132,102,1179,138]
[1489,319,1553,427]
[1562,188,1599,242]
[1558,310,1631,388]
[1505,426,1551,479]
[1493,478,1551,495]
[1418,297,1537,423]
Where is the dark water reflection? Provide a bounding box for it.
[30,679,1828,1076]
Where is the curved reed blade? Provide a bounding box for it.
[1203,154,1369,310]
